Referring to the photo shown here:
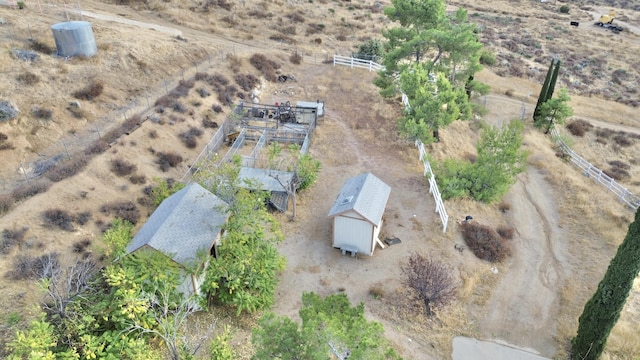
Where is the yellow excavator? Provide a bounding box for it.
[595,11,624,33]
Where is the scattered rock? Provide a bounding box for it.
[0,101,19,122]
[13,49,39,62]
[69,100,81,109]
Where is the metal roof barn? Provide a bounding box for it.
[328,172,391,256]
[50,21,97,57]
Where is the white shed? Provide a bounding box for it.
[328,173,391,256]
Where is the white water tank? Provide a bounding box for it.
[51,21,97,57]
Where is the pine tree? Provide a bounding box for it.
[546,59,561,102]
[534,59,555,121]
[571,208,640,360]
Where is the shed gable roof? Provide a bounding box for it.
[125,182,228,267]
[327,172,391,225]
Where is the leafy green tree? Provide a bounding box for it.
[297,153,321,191]
[355,39,384,61]
[400,66,468,143]
[209,327,234,360]
[535,88,573,134]
[378,0,484,96]
[571,208,640,360]
[203,187,285,315]
[252,293,401,360]
[437,121,527,202]
[103,218,134,259]
[151,178,186,207]
[7,314,78,360]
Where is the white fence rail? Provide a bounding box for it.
[333,55,385,72]
[551,127,640,210]
[416,140,449,233]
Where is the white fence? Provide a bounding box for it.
[416,140,449,233]
[333,55,384,72]
[550,127,640,210]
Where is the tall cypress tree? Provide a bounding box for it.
[546,59,561,102]
[534,59,555,121]
[571,208,640,360]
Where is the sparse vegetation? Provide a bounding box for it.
[179,126,204,149]
[249,54,281,82]
[0,227,29,255]
[566,119,593,137]
[45,156,90,182]
[29,39,54,54]
[16,71,40,85]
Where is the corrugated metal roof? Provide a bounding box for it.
[238,167,295,192]
[125,182,228,267]
[327,172,391,225]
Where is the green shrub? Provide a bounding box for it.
[297,154,321,191]
[559,5,570,13]
[479,49,496,66]
[355,39,384,61]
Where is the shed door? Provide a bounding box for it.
[333,215,373,256]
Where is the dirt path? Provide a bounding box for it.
[478,168,568,357]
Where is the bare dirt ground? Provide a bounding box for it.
[1,0,640,359]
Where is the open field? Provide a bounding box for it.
[0,0,639,359]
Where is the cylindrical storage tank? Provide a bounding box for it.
[50,21,97,57]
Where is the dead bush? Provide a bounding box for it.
[11,179,52,201]
[269,34,297,44]
[45,155,90,182]
[16,71,40,85]
[604,167,630,181]
[111,158,137,177]
[208,73,230,88]
[130,174,147,185]
[155,94,176,108]
[226,54,242,73]
[197,87,210,98]
[7,253,59,280]
[30,39,55,54]
[498,201,511,213]
[85,140,109,155]
[460,221,511,262]
[613,133,633,147]
[74,211,92,225]
[42,209,75,231]
[305,23,325,35]
[249,54,281,82]
[156,151,183,172]
[595,128,615,139]
[32,107,53,120]
[179,127,204,149]
[369,284,385,299]
[566,119,593,137]
[202,116,219,129]
[290,52,303,65]
[73,80,104,101]
[286,11,305,23]
[72,239,92,253]
[609,160,630,170]
[203,0,233,11]
[172,101,188,113]
[234,73,260,91]
[0,227,29,255]
[100,201,140,225]
[148,130,158,139]
[212,105,223,113]
[0,194,14,215]
[496,225,515,240]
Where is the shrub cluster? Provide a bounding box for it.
[16,71,40,85]
[566,119,593,137]
[289,52,303,65]
[73,80,104,101]
[179,127,204,149]
[12,179,52,201]
[203,0,233,11]
[605,160,631,181]
[6,253,59,280]
[202,116,219,129]
[42,208,75,231]
[156,151,183,172]
[111,158,137,177]
[460,221,511,262]
[72,239,92,253]
[32,107,53,120]
[234,73,260,91]
[0,227,29,255]
[249,54,281,82]
[100,201,140,225]
[305,23,325,36]
[45,155,90,182]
